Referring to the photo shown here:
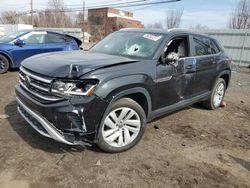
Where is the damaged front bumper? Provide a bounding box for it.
[15,84,108,146]
[17,97,83,145]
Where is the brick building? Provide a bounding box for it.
[88,7,143,42]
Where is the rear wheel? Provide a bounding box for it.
[203,78,226,110]
[97,98,146,153]
[0,54,10,74]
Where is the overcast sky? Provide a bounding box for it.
[0,0,238,29]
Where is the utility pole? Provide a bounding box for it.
[30,0,34,25]
[82,0,85,50]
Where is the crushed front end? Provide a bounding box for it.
[15,66,108,146]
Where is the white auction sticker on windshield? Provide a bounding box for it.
[143,34,162,41]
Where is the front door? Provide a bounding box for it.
[155,35,195,109]
[10,31,46,65]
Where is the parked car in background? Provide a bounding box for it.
[16,28,231,153]
[0,30,82,74]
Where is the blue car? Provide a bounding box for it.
[0,30,82,74]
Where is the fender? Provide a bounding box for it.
[95,74,154,116]
[95,74,154,100]
[0,50,14,67]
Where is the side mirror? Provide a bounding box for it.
[14,39,25,46]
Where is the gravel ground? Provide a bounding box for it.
[0,68,249,188]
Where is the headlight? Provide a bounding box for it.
[51,80,98,96]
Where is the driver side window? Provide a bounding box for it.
[165,37,188,58]
[20,33,46,44]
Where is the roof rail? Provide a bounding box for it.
[168,28,190,32]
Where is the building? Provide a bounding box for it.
[0,24,33,36]
[88,7,143,42]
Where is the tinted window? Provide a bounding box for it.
[210,39,220,54]
[193,36,210,56]
[46,33,65,43]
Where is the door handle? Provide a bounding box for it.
[211,58,218,64]
[186,64,194,69]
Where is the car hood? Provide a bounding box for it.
[0,42,9,46]
[21,51,139,78]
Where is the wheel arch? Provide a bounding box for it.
[0,51,13,68]
[95,87,152,143]
[217,69,231,89]
[106,87,152,119]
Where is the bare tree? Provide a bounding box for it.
[21,0,74,28]
[0,11,20,24]
[165,8,183,29]
[146,22,164,29]
[229,0,250,29]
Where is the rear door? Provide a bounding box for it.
[190,35,218,94]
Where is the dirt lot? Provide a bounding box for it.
[0,68,249,188]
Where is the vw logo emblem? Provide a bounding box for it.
[24,75,31,88]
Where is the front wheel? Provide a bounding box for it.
[0,54,10,74]
[203,78,226,110]
[97,98,146,153]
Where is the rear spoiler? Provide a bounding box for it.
[66,34,82,46]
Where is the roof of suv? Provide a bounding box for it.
[120,28,210,38]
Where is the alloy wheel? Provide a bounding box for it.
[102,107,141,147]
[0,59,6,71]
[213,82,225,107]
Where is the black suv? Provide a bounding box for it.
[16,29,231,152]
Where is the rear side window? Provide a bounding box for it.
[209,39,221,54]
[193,36,210,56]
[45,33,65,43]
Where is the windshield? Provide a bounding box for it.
[90,31,165,59]
[0,30,27,42]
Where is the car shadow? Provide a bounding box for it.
[4,100,208,154]
[9,67,19,72]
[4,100,87,154]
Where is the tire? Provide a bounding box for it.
[0,54,10,74]
[97,98,146,153]
[203,78,226,110]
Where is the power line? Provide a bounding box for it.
[34,0,181,13]
[0,0,181,21]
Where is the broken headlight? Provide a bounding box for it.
[51,80,98,96]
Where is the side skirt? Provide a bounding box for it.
[148,91,210,121]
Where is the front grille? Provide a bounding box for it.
[19,67,61,102]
